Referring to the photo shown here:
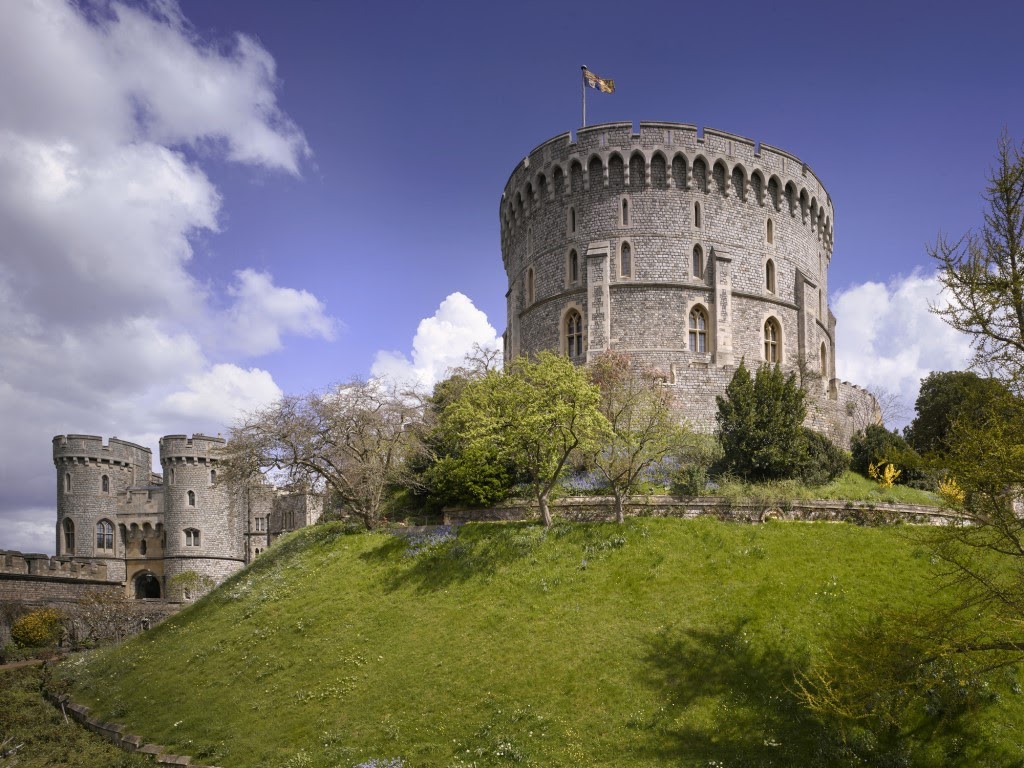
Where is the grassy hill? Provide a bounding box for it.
[55,518,1024,767]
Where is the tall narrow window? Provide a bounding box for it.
[621,198,630,226]
[569,249,579,284]
[185,528,201,547]
[820,342,828,377]
[692,245,704,280]
[620,242,632,278]
[63,518,74,554]
[570,206,576,233]
[96,519,113,551]
[140,539,148,555]
[565,310,583,358]
[101,475,109,493]
[210,469,216,484]
[764,319,781,363]
[767,218,774,244]
[819,289,824,317]
[526,268,535,304]
[65,473,71,493]
[694,201,701,228]
[187,490,196,507]
[169,467,175,484]
[765,259,776,293]
[689,307,708,353]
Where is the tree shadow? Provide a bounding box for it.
[360,521,551,593]
[633,619,827,766]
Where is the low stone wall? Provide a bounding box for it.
[44,689,220,768]
[444,495,953,526]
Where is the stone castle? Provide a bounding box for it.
[500,121,879,446]
[0,434,319,609]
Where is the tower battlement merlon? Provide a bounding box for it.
[52,434,153,468]
[159,434,227,464]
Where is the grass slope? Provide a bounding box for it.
[57,519,1023,767]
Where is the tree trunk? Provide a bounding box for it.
[538,492,553,527]
[613,490,625,524]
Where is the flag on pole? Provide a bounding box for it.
[582,68,615,94]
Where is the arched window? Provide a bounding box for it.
[185,528,201,547]
[96,519,114,551]
[140,539,148,556]
[569,206,576,234]
[764,318,781,363]
[765,259,776,293]
[101,475,109,493]
[565,309,583,358]
[767,218,774,244]
[621,198,630,226]
[692,245,704,280]
[187,490,196,507]
[568,249,579,284]
[62,518,74,554]
[65,473,71,493]
[694,201,701,228]
[210,469,216,485]
[526,268,535,305]
[820,342,828,378]
[689,307,708,353]
[620,242,632,278]
[169,467,175,484]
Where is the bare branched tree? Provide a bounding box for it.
[226,378,422,529]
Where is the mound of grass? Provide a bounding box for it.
[56,519,1021,767]
[711,470,940,506]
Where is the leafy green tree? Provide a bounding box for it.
[849,424,913,477]
[715,361,807,481]
[445,351,609,526]
[587,353,688,522]
[904,370,1013,456]
[798,427,849,486]
[931,132,1024,392]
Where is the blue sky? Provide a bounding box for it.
[2,0,1021,552]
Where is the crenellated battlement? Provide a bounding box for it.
[0,550,113,581]
[159,434,226,465]
[500,121,833,255]
[52,434,153,469]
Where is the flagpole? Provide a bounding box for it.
[581,65,587,127]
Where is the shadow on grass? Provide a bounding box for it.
[635,619,825,767]
[361,520,639,593]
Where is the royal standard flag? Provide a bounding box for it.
[583,68,615,94]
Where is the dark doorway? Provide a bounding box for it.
[134,572,161,599]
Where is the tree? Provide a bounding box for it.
[587,353,688,523]
[445,351,608,527]
[715,360,807,481]
[904,370,1013,456]
[227,379,421,530]
[931,132,1024,392]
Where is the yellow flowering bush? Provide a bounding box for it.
[868,461,902,488]
[11,607,64,648]
[938,476,966,506]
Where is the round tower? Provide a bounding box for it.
[52,435,152,580]
[159,434,243,590]
[500,121,877,446]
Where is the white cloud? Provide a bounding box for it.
[0,1,329,555]
[160,364,283,427]
[225,270,336,356]
[372,292,503,390]
[834,270,972,426]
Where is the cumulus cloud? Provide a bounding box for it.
[0,1,328,554]
[833,270,972,426]
[372,292,503,390]
[225,270,336,356]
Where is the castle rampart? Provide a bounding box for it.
[500,121,875,448]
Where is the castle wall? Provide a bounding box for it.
[500,121,870,446]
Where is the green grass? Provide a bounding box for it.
[711,470,940,506]
[55,518,1021,767]
[0,665,150,768]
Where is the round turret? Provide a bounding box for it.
[159,434,243,586]
[500,121,875,446]
[52,435,152,578]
